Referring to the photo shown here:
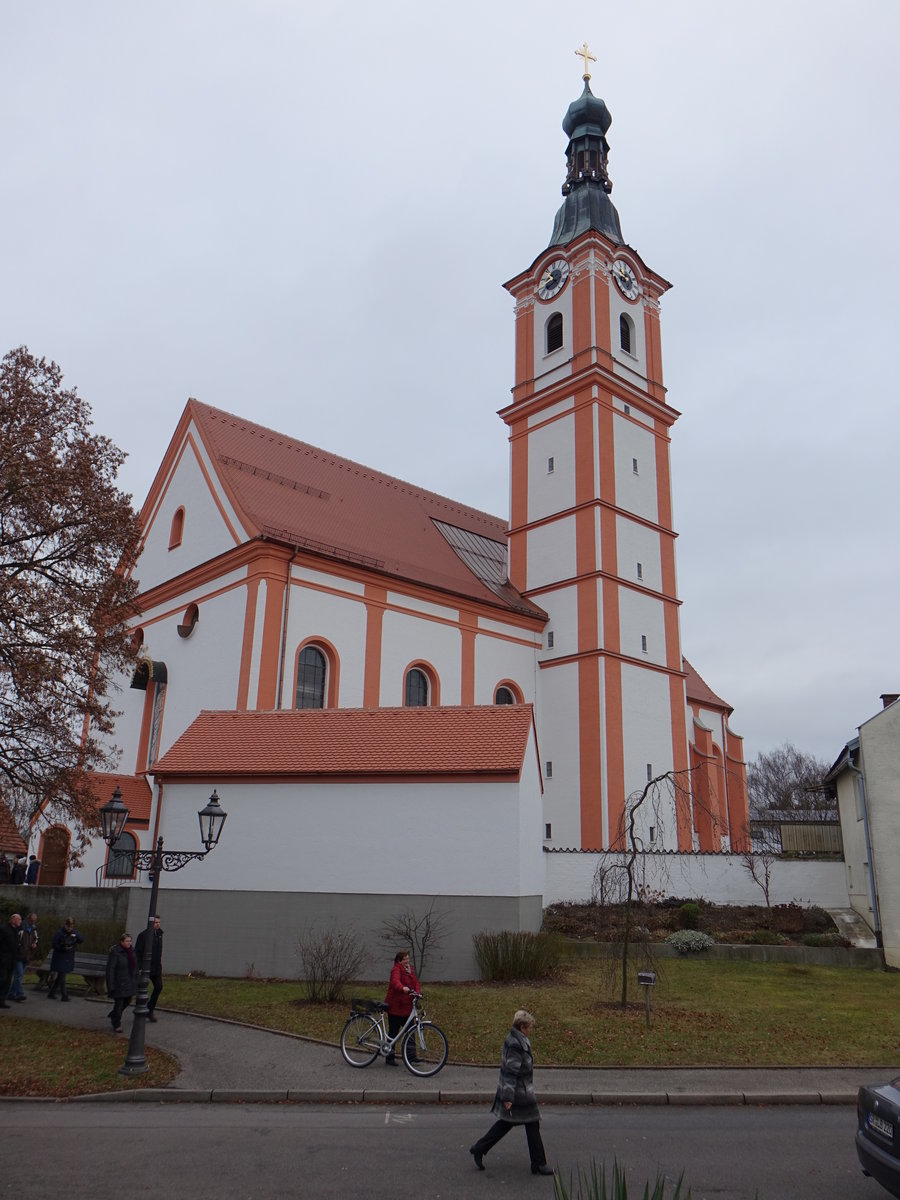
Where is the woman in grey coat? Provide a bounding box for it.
[469,1009,553,1175]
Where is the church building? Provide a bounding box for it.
[39,59,749,979]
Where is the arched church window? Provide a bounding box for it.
[296,645,327,709]
[619,313,634,355]
[495,686,515,705]
[405,668,429,708]
[106,830,136,879]
[546,313,564,354]
[169,507,185,549]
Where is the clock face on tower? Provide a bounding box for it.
[537,258,570,301]
[612,259,640,301]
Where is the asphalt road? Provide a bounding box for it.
[0,1102,880,1200]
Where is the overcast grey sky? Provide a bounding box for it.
[3,2,898,766]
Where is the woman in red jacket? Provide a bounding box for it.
[384,949,420,1065]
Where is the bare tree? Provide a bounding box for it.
[378,900,451,979]
[742,849,775,911]
[0,348,141,852]
[747,743,831,817]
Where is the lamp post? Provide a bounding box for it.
[99,786,227,1076]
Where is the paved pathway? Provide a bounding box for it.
[2,993,884,1105]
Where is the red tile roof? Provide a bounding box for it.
[154,706,536,780]
[181,401,544,618]
[0,798,27,856]
[83,773,153,825]
[683,657,732,715]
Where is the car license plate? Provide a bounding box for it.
[868,1113,894,1139]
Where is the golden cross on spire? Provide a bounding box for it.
[575,41,596,81]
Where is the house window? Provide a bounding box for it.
[641,635,648,654]
[547,631,554,648]
[545,761,553,778]
[632,457,639,475]
[636,562,643,580]
[547,456,555,474]
[296,645,327,709]
[649,826,657,844]
[105,831,136,879]
[546,312,564,354]
[168,507,185,550]
[620,313,634,354]
[624,404,631,415]
[495,686,515,705]
[405,667,429,707]
[545,823,552,840]
[647,763,653,781]
[177,602,199,639]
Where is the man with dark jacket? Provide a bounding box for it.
[9,857,26,885]
[0,914,22,1009]
[24,856,40,885]
[105,933,138,1033]
[135,916,164,1022]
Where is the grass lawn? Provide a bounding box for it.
[0,1016,179,1097]
[162,958,900,1067]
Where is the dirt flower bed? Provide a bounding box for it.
[541,900,842,946]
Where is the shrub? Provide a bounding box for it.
[746,929,786,946]
[665,930,715,955]
[473,930,565,981]
[295,926,368,1003]
[679,902,700,930]
[801,931,850,948]
[553,1158,692,1199]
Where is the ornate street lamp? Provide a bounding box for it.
[99,787,227,1076]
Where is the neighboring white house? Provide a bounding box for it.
[825,693,900,966]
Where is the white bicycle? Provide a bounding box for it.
[340,993,448,1078]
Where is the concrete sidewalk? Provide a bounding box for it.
[1,993,882,1106]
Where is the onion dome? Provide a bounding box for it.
[548,79,623,248]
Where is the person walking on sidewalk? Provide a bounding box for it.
[105,933,138,1033]
[0,914,22,1009]
[7,914,29,1003]
[469,1009,553,1176]
[383,949,420,1066]
[135,915,164,1022]
[47,917,83,1001]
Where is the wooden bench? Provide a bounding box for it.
[33,952,108,996]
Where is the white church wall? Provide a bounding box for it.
[545,850,850,909]
[154,774,539,897]
[533,286,574,380]
[609,290,646,372]
[692,704,726,751]
[533,584,578,661]
[379,610,462,705]
[616,514,662,593]
[621,663,678,847]
[535,657,583,849]
[617,586,666,667]
[613,417,659,525]
[612,396,654,428]
[474,631,535,704]
[291,564,365,595]
[529,395,574,427]
[283,580,368,708]
[526,514,576,591]
[526,411,576,523]
[137,436,243,588]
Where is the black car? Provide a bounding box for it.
[858,1078,900,1197]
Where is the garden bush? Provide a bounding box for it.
[746,929,786,946]
[295,926,367,1002]
[665,930,715,955]
[679,902,700,930]
[473,930,565,981]
[801,931,850,948]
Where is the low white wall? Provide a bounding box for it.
[544,850,850,909]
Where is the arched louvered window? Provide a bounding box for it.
[296,645,327,709]
[106,831,136,879]
[619,313,634,354]
[546,312,564,354]
[169,507,185,549]
[405,668,429,708]
[495,686,515,705]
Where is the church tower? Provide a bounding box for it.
[500,49,693,852]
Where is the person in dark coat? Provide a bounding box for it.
[383,949,420,1066]
[7,914,28,1002]
[106,933,138,1033]
[135,915,164,1022]
[0,914,22,1009]
[9,857,26,885]
[0,855,10,884]
[469,1009,553,1175]
[24,856,40,885]
[47,917,83,1001]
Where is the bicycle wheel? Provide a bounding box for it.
[340,1014,381,1067]
[402,1021,448,1077]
